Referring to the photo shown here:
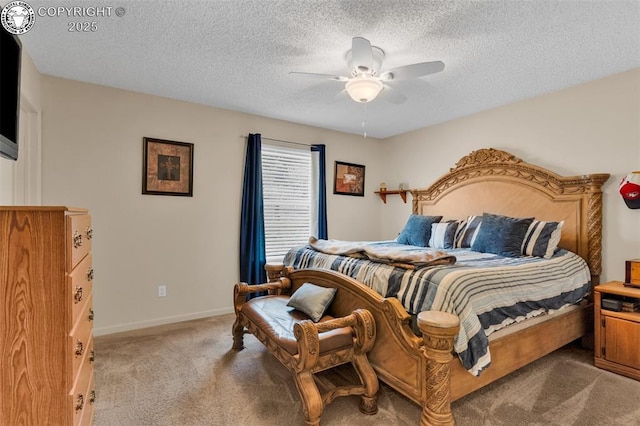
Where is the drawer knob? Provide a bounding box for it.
[90,349,95,362]
[73,231,83,248]
[87,268,94,281]
[75,341,84,357]
[75,394,84,411]
[88,308,94,321]
[89,390,96,404]
[74,286,83,303]
[86,226,93,240]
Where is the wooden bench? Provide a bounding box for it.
[232,267,379,426]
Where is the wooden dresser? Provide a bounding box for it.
[0,207,95,425]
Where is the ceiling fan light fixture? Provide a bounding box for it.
[345,76,383,103]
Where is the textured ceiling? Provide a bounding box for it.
[19,0,640,139]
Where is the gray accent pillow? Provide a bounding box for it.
[471,212,534,257]
[287,282,337,322]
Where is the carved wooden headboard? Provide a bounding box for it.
[411,148,610,284]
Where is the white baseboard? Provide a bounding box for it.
[93,307,235,336]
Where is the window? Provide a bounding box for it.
[262,144,311,262]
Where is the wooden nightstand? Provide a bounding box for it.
[594,281,640,380]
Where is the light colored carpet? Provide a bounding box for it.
[93,314,640,425]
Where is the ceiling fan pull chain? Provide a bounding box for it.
[362,103,367,138]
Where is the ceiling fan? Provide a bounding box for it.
[290,37,444,104]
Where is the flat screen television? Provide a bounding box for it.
[0,29,21,161]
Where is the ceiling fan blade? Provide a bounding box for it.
[328,89,349,104]
[379,61,445,81]
[289,71,348,82]
[351,37,374,74]
[381,84,407,104]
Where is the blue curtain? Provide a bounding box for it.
[239,133,266,286]
[311,144,328,239]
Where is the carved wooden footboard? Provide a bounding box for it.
[263,266,462,425]
[265,265,590,426]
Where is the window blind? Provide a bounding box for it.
[262,144,311,262]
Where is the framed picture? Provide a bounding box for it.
[142,137,194,196]
[334,161,365,196]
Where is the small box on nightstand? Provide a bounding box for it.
[625,259,640,288]
[601,298,622,311]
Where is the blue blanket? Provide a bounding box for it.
[284,241,590,376]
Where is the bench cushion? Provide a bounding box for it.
[242,295,354,356]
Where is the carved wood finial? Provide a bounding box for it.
[417,311,460,426]
[451,148,521,172]
[265,263,285,282]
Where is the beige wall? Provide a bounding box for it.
[380,69,640,283]
[40,76,384,335]
[10,57,639,335]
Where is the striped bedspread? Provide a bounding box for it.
[283,242,591,376]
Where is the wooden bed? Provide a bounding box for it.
[271,148,610,425]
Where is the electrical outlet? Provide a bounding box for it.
[158,285,167,297]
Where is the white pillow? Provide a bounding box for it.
[429,221,460,249]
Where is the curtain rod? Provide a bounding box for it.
[241,134,312,147]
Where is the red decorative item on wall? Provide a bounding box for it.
[619,171,640,209]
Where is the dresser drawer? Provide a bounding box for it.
[69,297,93,390]
[69,254,93,325]
[70,361,93,426]
[79,373,95,426]
[67,214,92,271]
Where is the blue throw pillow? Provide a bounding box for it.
[471,213,534,257]
[397,214,443,247]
